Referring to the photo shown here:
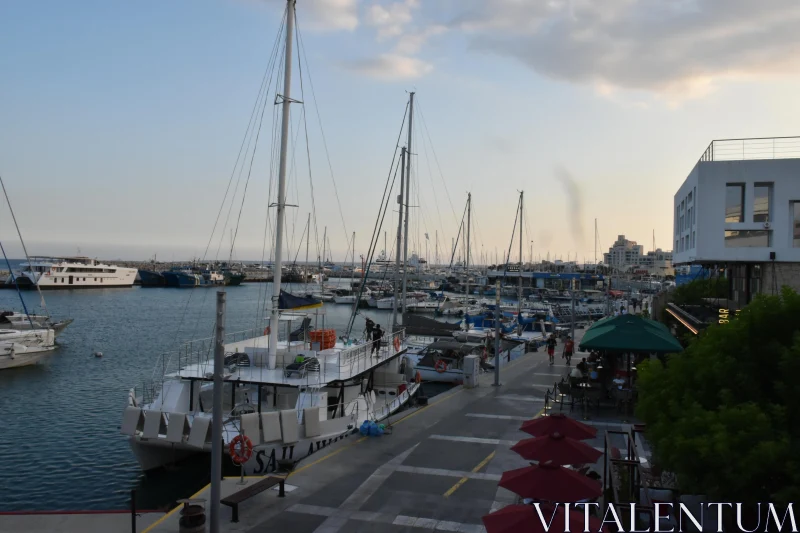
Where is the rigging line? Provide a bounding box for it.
[448,201,469,268]
[228,58,275,271]
[0,174,48,316]
[345,151,402,338]
[296,22,322,265]
[415,97,458,226]
[295,21,349,251]
[501,195,522,287]
[418,120,447,244]
[343,101,409,335]
[203,9,286,263]
[290,213,309,264]
[0,240,35,329]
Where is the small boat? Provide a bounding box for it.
[0,329,57,370]
[223,270,246,286]
[0,311,72,337]
[410,340,490,383]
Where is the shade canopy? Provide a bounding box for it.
[511,432,603,465]
[579,314,682,354]
[519,414,597,440]
[483,504,607,533]
[498,462,602,502]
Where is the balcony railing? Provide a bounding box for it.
[700,136,800,162]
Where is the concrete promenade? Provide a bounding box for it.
[140,328,632,533]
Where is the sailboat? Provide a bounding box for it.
[121,0,419,474]
[0,180,60,368]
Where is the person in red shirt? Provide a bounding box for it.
[563,336,575,366]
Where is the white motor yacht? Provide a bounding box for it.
[5,256,137,289]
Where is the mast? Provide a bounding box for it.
[594,218,598,273]
[305,213,310,284]
[465,193,471,303]
[401,146,410,316]
[518,191,523,325]
[320,226,326,292]
[392,148,405,330]
[435,230,438,267]
[267,0,296,370]
[402,92,414,316]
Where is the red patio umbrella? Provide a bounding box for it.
[498,461,602,501]
[483,504,607,533]
[519,413,597,440]
[511,432,603,465]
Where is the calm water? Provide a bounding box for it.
[0,282,401,511]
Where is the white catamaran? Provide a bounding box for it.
[122,0,420,475]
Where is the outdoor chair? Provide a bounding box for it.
[556,381,571,411]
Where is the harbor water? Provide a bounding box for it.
[0,282,429,512]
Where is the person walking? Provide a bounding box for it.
[546,334,557,365]
[364,317,375,341]
[371,323,383,356]
[563,335,574,366]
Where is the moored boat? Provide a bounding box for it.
[138,269,166,287]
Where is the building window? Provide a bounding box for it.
[725,184,744,223]
[692,231,695,248]
[725,230,770,247]
[753,183,772,223]
[792,201,800,247]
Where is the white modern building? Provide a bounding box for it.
[673,136,800,305]
[603,235,644,268]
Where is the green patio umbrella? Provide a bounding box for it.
[579,314,682,354]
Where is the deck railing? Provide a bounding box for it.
[699,136,800,162]
[135,328,408,404]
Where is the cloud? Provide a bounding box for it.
[444,0,800,97]
[365,0,418,38]
[343,54,432,80]
[256,0,358,31]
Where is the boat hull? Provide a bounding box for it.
[128,383,419,474]
[138,270,166,287]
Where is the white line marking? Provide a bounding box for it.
[430,434,516,446]
[495,394,547,402]
[466,413,528,421]
[395,464,502,481]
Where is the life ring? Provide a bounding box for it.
[435,359,447,373]
[415,371,421,383]
[263,326,271,336]
[393,336,401,352]
[229,435,253,465]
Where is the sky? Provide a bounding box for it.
[2,0,800,264]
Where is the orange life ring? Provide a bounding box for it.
[393,336,401,352]
[435,359,447,373]
[229,435,253,464]
[415,371,421,383]
[263,326,271,336]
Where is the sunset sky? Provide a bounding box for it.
[2,0,800,263]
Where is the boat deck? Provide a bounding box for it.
[167,329,408,386]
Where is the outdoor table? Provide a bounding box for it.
[577,382,593,389]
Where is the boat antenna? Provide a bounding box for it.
[0,173,49,317]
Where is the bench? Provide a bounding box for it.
[220,475,286,522]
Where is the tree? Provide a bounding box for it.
[669,276,728,306]
[636,287,800,505]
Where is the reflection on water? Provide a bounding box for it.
[0,282,443,511]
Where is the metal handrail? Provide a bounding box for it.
[700,136,800,162]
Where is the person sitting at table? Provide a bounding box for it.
[570,365,583,381]
[577,357,588,374]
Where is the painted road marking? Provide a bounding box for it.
[443,451,496,498]
[465,413,528,421]
[430,435,517,446]
[396,464,502,481]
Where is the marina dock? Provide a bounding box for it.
[138,329,629,533]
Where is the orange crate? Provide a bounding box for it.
[309,329,336,350]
